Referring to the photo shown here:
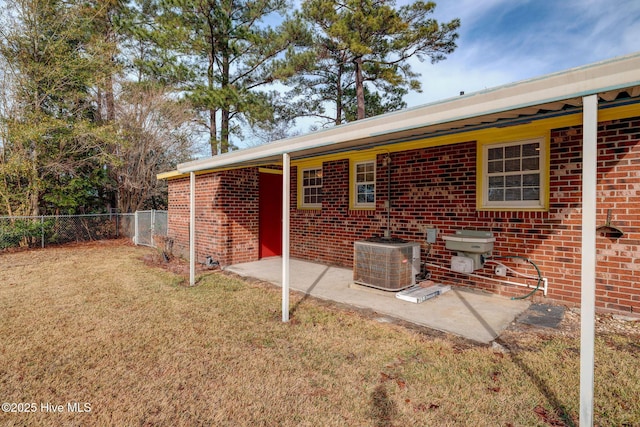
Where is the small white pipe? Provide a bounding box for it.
[425,262,547,295]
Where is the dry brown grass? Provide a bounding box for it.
[0,241,638,426]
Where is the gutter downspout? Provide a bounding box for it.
[189,171,196,286]
[580,94,598,426]
[282,153,290,322]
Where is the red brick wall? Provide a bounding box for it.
[167,116,640,314]
[167,169,259,266]
[291,159,381,265]
[289,117,640,313]
[594,118,640,313]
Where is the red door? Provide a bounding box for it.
[259,172,282,258]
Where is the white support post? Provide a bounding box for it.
[580,94,598,427]
[189,171,196,287]
[282,153,290,322]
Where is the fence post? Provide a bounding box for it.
[41,216,45,248]
[151,209,156,247]
[134,211,139,245]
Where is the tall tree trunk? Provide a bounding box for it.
[354,57,365,120]
[104,14,116,122]
[96,87,103,121]
[221,109,230,153]
[209,108,218,155]
[106,73,115,122]
[207,23,218,156]
[335,62,343,125]
[30,161,39,216]
[220,38,231,153]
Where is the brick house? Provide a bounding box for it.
[160,53,640,316]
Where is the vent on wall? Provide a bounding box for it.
[353,240,420,291]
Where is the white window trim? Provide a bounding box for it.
[300,167,322,209]
[481,137,547,210]
[353,160,376,209]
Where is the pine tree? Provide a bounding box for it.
[141,0,311,155]
[297,0,459,121]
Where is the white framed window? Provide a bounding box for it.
[482,138,546,209]
[301,167,322,208]
[353,160,376,208]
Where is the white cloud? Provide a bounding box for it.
[404,0,640,107]
[281,0,640,136]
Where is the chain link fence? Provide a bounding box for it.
[133,210,168,248]
[0,211,167,251]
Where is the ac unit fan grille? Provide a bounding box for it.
[353,241,419,291]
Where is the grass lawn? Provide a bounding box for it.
[0,241,638,426]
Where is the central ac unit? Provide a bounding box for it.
[353,239,420,291]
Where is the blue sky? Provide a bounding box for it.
[403,0,640,106]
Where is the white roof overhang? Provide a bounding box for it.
[176,52,640,174]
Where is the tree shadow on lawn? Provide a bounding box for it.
[370,383,398,427]
[496,337,577,427]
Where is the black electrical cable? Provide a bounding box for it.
[493,255,543,300]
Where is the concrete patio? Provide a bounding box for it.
[225,257,531,344]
